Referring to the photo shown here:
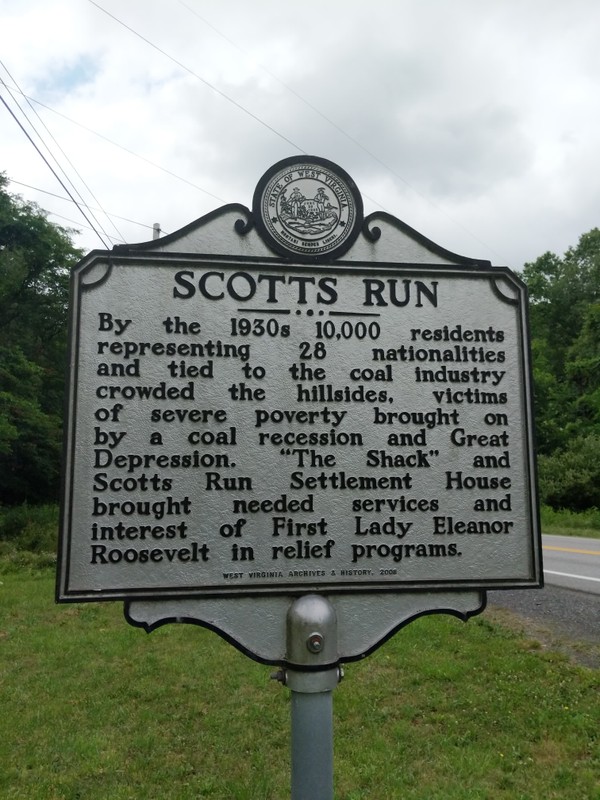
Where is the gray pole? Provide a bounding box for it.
[289,670,337,800]
[278,595,341,800]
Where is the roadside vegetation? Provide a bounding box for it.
[0,503,58,574]
[540,505,600,540]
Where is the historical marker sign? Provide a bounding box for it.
[57,156,542,604]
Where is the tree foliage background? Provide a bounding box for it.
[0,171,599,510]
[0,174,81,504]
[523,229,600,509]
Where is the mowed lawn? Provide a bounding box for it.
[0,570,598,800]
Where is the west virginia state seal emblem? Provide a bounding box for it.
[253,156,363,261]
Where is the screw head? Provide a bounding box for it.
[307,632,324,653]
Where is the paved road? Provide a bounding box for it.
[541,534,600,594]
[488,535,600,661]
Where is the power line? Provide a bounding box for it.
[88,0,389,215]
[176,2,397,193]
[42,209,124,242]
[0,61,125,246]
[6,86,229,205]
[88,0,306,156]
[177,0,505,260]
[3,3,504,261]
[0,90,112,249]
[8,179,161,235]
[0,71,114,248]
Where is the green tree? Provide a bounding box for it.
[565,302,600,431]
[522,228,600,454]
[0,174,82,504]
[523,230,600,510]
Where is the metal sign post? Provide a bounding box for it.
[57,155,542,798]
[278,595,340,800]
[289,682,336,800]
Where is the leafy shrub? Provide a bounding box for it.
[538,433,600,510]
[540,504,600,531]
[0,543,56,574]
[0,503,58,552]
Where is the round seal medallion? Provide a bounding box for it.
[253,156,363,261]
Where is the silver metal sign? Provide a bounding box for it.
[57,157,542,610]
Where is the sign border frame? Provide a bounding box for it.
[56,248,543,603]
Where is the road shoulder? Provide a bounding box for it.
[487,585,600,669]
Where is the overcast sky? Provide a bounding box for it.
[2,0,599,269]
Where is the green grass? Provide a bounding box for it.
[0,570,598,800]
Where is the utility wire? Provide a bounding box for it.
[7,86,229,205]
[0,61,125,245]
[0,74,114,248]
[88,0,306,156]
[9,179,160,235]
[176,2,395,191]
[4,3,501,259]
[0,91,111,249]
[88,0,389,214]
[42,208,125,242]
[177,0,505,259]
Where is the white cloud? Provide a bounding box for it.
[2,0,600,268]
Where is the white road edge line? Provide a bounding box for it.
[544,570,600,584]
